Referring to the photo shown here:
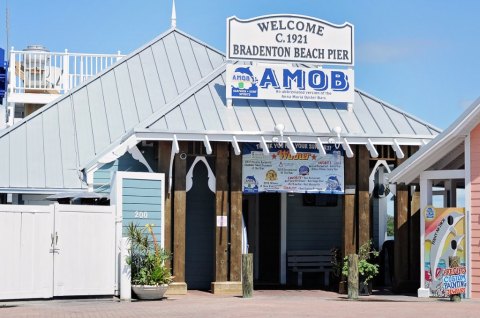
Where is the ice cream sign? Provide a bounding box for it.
[227,15,354,65]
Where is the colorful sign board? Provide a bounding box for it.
[226,64,354,103]
[227,15,354,65]
[423,206,466,297]
[242,143,344,193]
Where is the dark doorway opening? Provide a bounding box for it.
[256,193,281,287]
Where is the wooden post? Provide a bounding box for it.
[409,146,420,285]
[230,151,243,282]
[157,141,172,270]
[449,256,461,302]
[215,143,229,282]
[242,253,253,298]
[410,187,421,286]
[348,254,359,299]
[343,148,357,257]
[394,145,409,292]
[173,142,187,283]
[394,183,409,291]
[358,146,370,248]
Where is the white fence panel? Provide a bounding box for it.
[0,205,54,300]
[53,204,115,296]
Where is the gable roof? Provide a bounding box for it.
[0,28,225,192]
[389,96,480,184]
[0,28,441,193]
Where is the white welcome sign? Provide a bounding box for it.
[227,15,354,65]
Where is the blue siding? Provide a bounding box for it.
[122,178,163,245]
[93,150,152,194]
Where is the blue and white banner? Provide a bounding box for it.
[226,64,354,103]
[242,143,344,194]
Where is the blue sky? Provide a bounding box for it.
[2,0,479,129]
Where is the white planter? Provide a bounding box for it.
[132,284,169,300]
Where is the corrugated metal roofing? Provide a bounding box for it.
[0,28,440,192]
[0,29,225,191]
[145,79,440,137]
[389,96,480,184]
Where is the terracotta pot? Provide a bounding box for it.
[132,284,168,300]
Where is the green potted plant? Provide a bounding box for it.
[126,223,174,300]
[342,240,379,295]
[330,247,346,293]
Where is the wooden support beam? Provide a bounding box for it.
[358,146,370,248]
[173,142,187,283]
[348,254,359,299]
[230,150,243,282]
[410,188,421,284]
[343,146,357,256]
[394,145,409,291]
[409,146,421,286]
[215,143,229,282]
[157,141,172,270]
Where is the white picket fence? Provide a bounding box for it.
[0,204,116,300]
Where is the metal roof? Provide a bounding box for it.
[0,28,225,192]
[389,96,480,184]
[0,28,440,192]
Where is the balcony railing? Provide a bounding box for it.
[8,48,124,100]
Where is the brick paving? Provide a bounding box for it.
[2,290,480,318]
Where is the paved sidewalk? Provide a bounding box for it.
[2,290,480,318]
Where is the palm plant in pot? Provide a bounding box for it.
[126,223,173,300]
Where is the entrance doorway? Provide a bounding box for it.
[257,193,281,286]
[185,158,215,290]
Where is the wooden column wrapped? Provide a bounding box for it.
[173,142,187,282]
[358,146,370,248]
[394,145,409,291]
[215,143,229,281]
[343,147,357,257]
[230,151,243,281]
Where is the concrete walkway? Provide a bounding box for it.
[2,290,480,318]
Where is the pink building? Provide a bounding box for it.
[389,97,480,298]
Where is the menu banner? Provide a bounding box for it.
[242,143,344,193]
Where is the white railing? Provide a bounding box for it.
[8,48,125,95]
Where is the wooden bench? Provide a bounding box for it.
[287,250,333,287]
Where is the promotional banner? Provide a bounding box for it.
[227,15,354,65]
[242,143,344,193]
[226,64,354,103]
[423,206,466,297]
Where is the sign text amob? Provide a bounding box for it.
[226,64,354,103]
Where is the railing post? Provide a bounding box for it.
[62,49,70,93]
[9,48,15,94]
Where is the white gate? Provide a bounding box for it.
[0,204,115,300]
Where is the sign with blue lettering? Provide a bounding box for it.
[227,15,354,65]
[226,64,354,103]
